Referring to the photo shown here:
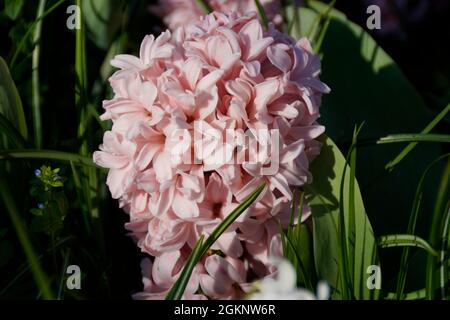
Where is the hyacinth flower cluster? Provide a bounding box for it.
[93,11,329,299]
[150,0,283,31]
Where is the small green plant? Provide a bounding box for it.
[29,165,67,236]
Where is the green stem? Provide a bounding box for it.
[75,0,88,156]
[31,0,47,149]
[386,103,450,171]
[395,153,450,299]
[0,179,54,299]
[425,159,450,299]
[10,0,66,69]
[377,133,450,144]
[0,149,99,168]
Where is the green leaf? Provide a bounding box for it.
[31,0,47,148]
[4,0,24,20]
[83,0,123,50]
[0,56,28,140]
[166,184,266,300]
[165,236,204,300]
[201,184,266,255]
[0,179,54,299]
[0,149,99,168]
[395,154,450,299]
[386,103,450,171]
[425,159,450,299]
[377,134,450,144]
[10,0,66,69]
[283,191,317,289]
[438,203,450,299]
[196,0,212,14]
[378,234,438,257]
[254,0,269,29]
[307,134,380,299]
[290,0,443,261]
[384,288,426,300]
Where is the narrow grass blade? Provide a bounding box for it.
[57,249,71,299]
[10,0,66,69]
[306,0,335,42]
[337,124,363,298]
[0,236,71,296]
[307,134,379,299]
[254,0,269,29]
[386,103,450,171]
[426,158,450,299]
[31,0,46,148]
[279,223,314,290]
[0,179,54,299]
[165,236,204,300]
[166,184,265,300]
[439,203,450,299]
[70,161,92,235]
[395,153,450,299]
[196,0,212,14]
[377,133,450,145]
[0,149,99,168]
[378,234,439,256]
[201,184,266,255]
[75,0,88,156]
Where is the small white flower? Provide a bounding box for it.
[248,258,330,300]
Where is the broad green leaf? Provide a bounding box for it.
[283,191,316,289]
[4,0,24,20]
[288,2,443,290]
[83,0,123,50]
[395,153,450,298]
[294,223,316,286]
[308,135,380,299]
[0,56,28,140]
[291,0,442,226]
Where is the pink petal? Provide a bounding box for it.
[172,192,200,219]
